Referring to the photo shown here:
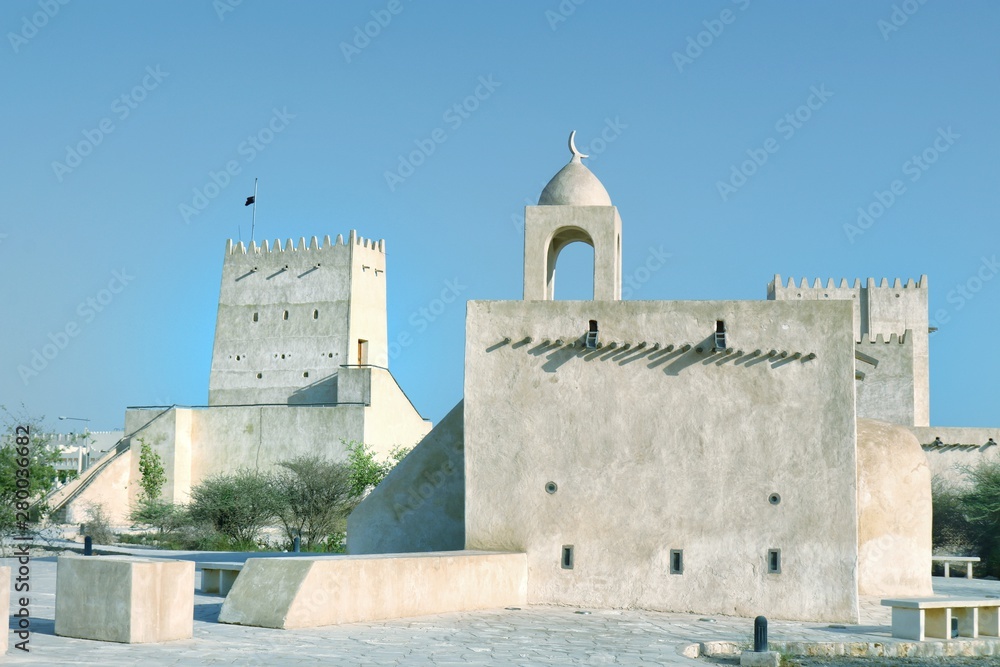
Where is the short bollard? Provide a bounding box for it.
[293,536,301,553]
[84,536,93,556]
[754,616,768,652]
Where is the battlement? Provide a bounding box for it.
[225,230,385,256]
[769,274,927,294]
[857,330,912,345]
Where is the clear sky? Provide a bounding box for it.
[2,0,997,434]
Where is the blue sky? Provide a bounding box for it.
[2,0,997,434]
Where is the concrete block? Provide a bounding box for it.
[740,650,781,667]
[219,550,527,629]
[1,565,9,654]
[55,555,194,643]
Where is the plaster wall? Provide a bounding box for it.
[464,299,860,622]
[523,206,622,300]
[909,426,1000,488]
[124,408,191,507]
[855,419,933,597]
[348,240,388,368]
[855,334,915,426]
[63,451,133,525]
[769,275,929,426]
[188,405,367,486]
[208,232,386,406]
[362,367,433,456]
[347,400,464,554]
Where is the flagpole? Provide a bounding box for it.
[250,178,258,244]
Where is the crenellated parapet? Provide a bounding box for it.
[770,272,930,426]
[225,230,385,256]
[858,331,911,345]
[768,274,927,298]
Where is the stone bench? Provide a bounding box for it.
[219,550,527,629]
[55,555,194,643]
[932,556,980,579]
[197,561,244,595]
[881,597,1000,641]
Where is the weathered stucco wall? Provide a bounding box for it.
[124,408,192,506]
[856,419,933,597]
[854,334,915,426]
[770,275,929,426]
[362,367,433,457]
[208,232,387,406]
[63,450,133,525]
[347,400,464,554]
[188,405,367,486]
[464,299,860,622]
[909,426,1000,488]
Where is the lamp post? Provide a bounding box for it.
[59,416,91,472]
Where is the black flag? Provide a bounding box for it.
[244,195,255,206]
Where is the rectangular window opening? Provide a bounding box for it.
[585,320,599,349]
[715,320,726,350]
[252,312,258,322]
[768,548,781,574]
[669,549,683,575]
[357,339,369,365]
[561,545,574,570]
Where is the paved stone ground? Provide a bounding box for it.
[4,550,1000,666]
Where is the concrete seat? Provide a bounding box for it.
[197,561,244,595]
[932,556,980,579]
[881,597,1000,641]
[55,555,194,643]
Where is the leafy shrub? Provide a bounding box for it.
[272,455,356,550]
[188,470,282,545]
[82,503,116,545]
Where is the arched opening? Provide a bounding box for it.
[546,226,595,300]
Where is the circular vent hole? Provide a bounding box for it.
[768,493,781,505]
[545,481,558,494]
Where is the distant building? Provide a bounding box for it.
[50,430,124,478]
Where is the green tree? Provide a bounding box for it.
[188,470,282,547]
[958,460,1000,577]
[136,438,166,503]
[345,440,410,497]
[0,407,61,541]
[931,475,973,553]
[272,455,356,550]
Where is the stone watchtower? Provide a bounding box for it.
[208,231,388,405]
[768,275,930,427]
[523,131,622,301]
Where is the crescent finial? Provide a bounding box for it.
[568,130,589,160]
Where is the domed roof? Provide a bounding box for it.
[538,132,612,206]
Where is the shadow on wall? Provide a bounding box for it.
[492,334,814,376]
[289,374,338,405]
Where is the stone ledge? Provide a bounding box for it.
[219,550,527,629]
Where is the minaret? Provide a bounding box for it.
[522,131,622,300]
